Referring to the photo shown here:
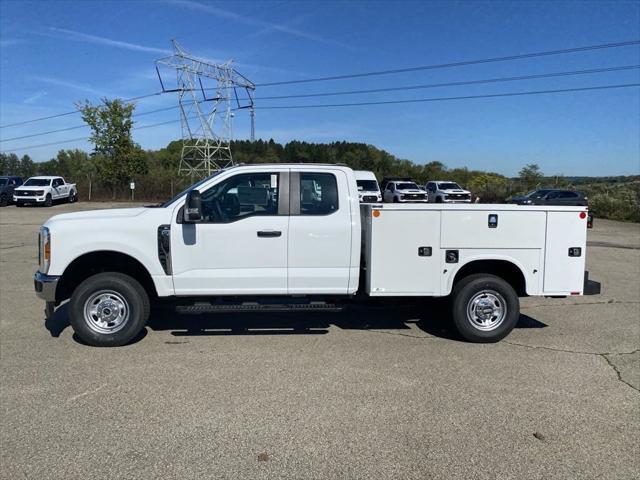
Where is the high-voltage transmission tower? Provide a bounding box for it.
[155,40,255,179]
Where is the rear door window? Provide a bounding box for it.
[300,173,338,215]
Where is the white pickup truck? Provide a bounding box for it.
[14,176,77,207]
[34,164,600,346]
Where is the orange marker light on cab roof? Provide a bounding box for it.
[373,210,381,218]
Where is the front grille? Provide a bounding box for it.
[406,194,425,200]
[448,194,470,200]
[362,195,378,202]
[16,191,36,197]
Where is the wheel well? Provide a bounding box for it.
[56,251,157,302]
[452,260,527,296]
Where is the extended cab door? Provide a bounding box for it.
[170,169,289,295]
[288,170,353,294]
[52,178,67,199]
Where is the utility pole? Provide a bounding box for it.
[155,40,255,178]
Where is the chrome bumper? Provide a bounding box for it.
[34,271,59,302]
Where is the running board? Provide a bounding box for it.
[176,301,344,314]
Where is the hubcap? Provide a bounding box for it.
[466,290,507,331]
[83,290,129,334]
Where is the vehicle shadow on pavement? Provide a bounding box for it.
[43,300,547,345]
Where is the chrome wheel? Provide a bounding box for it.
[83,290,130,334]
[466,290,507,331]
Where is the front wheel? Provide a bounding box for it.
[450,274,519,343]
[44,194,52,207]
[0,194,7,206]
[69,272,150,347]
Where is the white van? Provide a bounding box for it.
[354,170,382,203]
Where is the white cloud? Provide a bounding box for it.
[28,76,112,97]
[41,27,171,55]
[165,0,353,49]
[0,38,25,48]
[24,91,48,104]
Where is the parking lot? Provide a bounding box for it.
[1,202,638,479]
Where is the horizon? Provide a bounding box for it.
[1,0,639,176]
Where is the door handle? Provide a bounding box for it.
[257,230,282,238]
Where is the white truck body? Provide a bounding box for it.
[14,176,77,206]
[354,170,382,203]
[34,164,598,346]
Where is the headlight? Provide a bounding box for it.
[36,190,44,195]
[39,226,51,273]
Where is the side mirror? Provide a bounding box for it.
[183,189,202,223]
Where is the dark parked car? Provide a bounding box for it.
[509,189,588,206]
[0,176,23,206]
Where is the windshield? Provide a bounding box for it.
[396,182,419,190]
[157,171,223,207]
[526,189,552,198]
[438,182,460,190]
[24,178,51,187]
[357,180,379,192]
[0,179,7,186]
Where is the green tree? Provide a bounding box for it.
[77,98,147,198]
[518,164,544,191]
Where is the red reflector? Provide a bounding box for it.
[570,291,580,295]
[579,212,587,219]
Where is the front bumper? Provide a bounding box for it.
[398,197,429,203]
[34,271,60,302]
[14,196,46,205]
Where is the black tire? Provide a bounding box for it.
[68,190,78,203]
[450,274,519,343]
[393,196,399,203]
[44,194,52,207]
[69,272,150,347]
[435,196,443,203]
[0,194,7,207]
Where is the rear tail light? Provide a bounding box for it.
[587,213,594,229]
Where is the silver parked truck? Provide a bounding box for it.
[34,164,600,346]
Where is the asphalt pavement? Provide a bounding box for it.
[1,202,638,479]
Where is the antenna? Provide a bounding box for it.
[155,40,255,179]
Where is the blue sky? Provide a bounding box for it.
[0,0,639,176]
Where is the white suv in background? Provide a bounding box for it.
[425,181,471,203]
[383,181,428,203]
[354,170,382,203]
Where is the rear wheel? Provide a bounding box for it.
[68,190,77,203]
[450,274,519,343]
[69,272,150,347]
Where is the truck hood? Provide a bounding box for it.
[46,207,149,225]
[397,189,426,194]
[441,188,470,194]
[15,186,48,192]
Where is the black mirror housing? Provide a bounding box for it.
[183,190,203,223]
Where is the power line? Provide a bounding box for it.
[4,83,637,153]
[0,104,186,143]
[4,65,637,144]
[255,83,640,109]
[253,65,640,100]
[0,92,164,129]
[256,40,640,87]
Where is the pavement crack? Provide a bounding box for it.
[602,354,640,393]
[503,341,639,394]
[0,243,27,250]
[522,300,640,308]
[366,329,437,340]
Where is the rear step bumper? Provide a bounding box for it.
[177,301,344,314]
[584,271,601,295]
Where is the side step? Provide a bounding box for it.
[176,301,345,314]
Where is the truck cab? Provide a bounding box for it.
[34,164,599,347]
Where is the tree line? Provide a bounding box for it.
[1,98,637,221]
